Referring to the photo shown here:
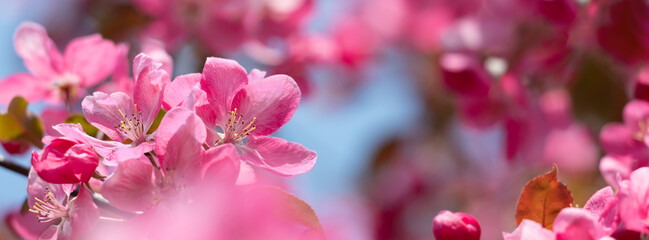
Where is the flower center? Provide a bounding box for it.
[28,188,69,223]
[115,104,147,143]
[217,108,256,145]
[53,72,81,104]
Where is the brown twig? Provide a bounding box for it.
[0,155,29,177]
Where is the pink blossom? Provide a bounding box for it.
[594,0,649,65]
[617,167,649,233]
[82,53,168,144]
[31,137,99,184]
[432,210,481,240]
[101,107,240,212]
[503,219,555,240]
[75,53,169,164]
[553,208,610,240]
[599,100,649,187]
[187,57,316,177]
[0,22,118,104]
[4,209,50,240]
[583,187,620,235]
[26,169,99,239]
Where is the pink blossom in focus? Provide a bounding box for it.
[26,169,99,239]
[0,22,118,104]
[178,57,317,177]
[30,137,99,184]
[78,53,170,164]
[100,107,240,212]
[432,210,481,240]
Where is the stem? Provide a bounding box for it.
[0,155,29,177]
[145,151,160,169]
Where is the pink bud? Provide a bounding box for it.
[31,137,99,184]
[634,67,649,102]
[433,210,481,240]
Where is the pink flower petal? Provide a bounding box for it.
[600,123,643,155]
[26,168,69,212]
[0,73,50,104]
[63,34,117,87]
[162,73,201,110]
[599,155,635,189]
[230,74,301,136]
[141,38,173,76]
[13,22,63,77]
[52,123,129,166]
[583,186,619,235]
[155,107,206,176]
[197,57,248,128]
[4,210,50,240]
[132,53,169,128]
[41,108,68,137]
[38,225,59,240]
[68,186,99,236]
[242,136,316,176]
[623,100,649,131]
[102,156,155,212]
[502,219,555,240]
[553,208,607,240]
[82,91,136,142]
[618,167,649,232]
[201,144,240,183]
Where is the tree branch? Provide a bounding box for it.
[0,155,29,177]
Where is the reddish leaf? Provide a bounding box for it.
[515,165,574,229]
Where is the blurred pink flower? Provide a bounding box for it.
[0,22,118,104]
[503,219,555,240]
[432,210,481,240]
[595,0,649,65]
[617,167,649,233]
[599,100,649,187]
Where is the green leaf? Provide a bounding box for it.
[0,97,44,148]
[147,108,166,134]
[65,114,99,137]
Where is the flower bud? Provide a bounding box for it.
[31,137,98,184]
[433,210,481,240]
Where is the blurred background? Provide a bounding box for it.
[1,0,648,239]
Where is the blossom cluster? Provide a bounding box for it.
[1,0,649,239]
[1,22,318,239]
